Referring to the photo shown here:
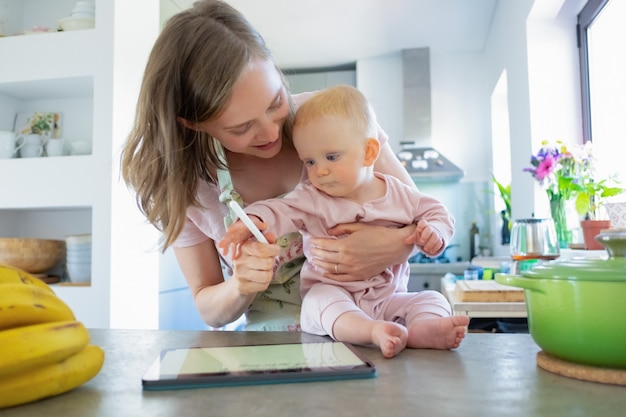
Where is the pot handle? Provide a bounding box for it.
[495,273,544,292]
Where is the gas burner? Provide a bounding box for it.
[409,252,451,264]
[408,244,460,264]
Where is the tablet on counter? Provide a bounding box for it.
[142,341,376,390]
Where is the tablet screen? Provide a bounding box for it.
[142,341,376,390]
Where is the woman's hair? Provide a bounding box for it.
[121,0,294,250]
[294,85,378,140]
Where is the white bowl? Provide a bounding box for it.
[66,243,91,250]
[66,252,91,263]
[65,233,92,245]
[66,250,92,262]
[72,3,95,12]
[58,16,95,31]
[67,261,91,283]
[71,12,95,19]
[74,0,95,7]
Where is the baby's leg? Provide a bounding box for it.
[333,310,408,358]
[406,315,469,350]
[386,290,469,350]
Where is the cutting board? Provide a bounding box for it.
[454,280,525,302]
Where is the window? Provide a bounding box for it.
[578,0,626,183]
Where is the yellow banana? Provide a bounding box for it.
[0,264,54,294]
[0,344,105,409]
[0,321,89,378]
[0,284,75,331]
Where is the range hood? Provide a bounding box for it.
[396,48,464,183]
[396,143,464,183]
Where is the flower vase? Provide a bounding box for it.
[550,197,573,249]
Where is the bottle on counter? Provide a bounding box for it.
[469,221,479,260]
[501,210,511,245]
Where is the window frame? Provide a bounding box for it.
[577,0,610,143]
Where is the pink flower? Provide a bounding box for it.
[535,153,556,181]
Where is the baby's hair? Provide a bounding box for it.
[294,85,378,139]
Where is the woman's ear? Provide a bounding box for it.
[177,116,198,131]
[364,138,380,167]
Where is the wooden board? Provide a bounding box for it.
[454,280,525,302]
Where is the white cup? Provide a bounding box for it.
[17,134,44,158]
[46,138,65,157]
[0,131,24,159]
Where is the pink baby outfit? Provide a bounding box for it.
[243,173,455,339]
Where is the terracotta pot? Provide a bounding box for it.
[580,219,611,250]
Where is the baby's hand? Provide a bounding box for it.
[405,219,445,257]
[218,217,273,257]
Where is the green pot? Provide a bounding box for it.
[496,230,626,369]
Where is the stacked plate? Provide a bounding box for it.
[58,0,96,31]
[65,233,91,283]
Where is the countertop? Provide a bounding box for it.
[3,330,624,417]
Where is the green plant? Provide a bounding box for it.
[524,140,624,220]
[574,177,623,220]
[491,175,511,223]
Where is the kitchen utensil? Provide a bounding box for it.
[0,238,65,274]
[65,233,91,283]
[496,229,626,368]
[58,16,95,31]
[45,138,65,156]
[509,218,560,261]
[16,133,46,158]
[0,131,25,159]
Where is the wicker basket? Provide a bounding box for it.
[0,238,66,274]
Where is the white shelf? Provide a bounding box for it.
[0,0,163,329]
[0,31,98,86]
[0,156,97,207]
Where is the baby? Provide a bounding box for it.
[220,85,468,357]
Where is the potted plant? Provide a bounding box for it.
[492,175,511,244]
[523,140,624,250]
[574,176,624,249]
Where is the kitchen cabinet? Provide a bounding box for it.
[0,0,161,329]
[284,69,356,94]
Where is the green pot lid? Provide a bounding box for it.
[522,229,626,282]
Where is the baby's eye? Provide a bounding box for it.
[303,159,315,167]
[327,153,340,162]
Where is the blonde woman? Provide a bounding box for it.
[121,0,420,331]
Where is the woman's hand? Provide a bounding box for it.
[229,239,280,296]
[308,222,416,282]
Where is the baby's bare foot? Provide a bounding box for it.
[407,316,469,350]
[371,321,408,358]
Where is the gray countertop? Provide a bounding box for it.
[3,330,624,416]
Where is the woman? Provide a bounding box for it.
[121,0,419,330]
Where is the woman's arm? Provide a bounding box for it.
[309,223,416,281]
[173,238,280,328]
[375,142,417,189]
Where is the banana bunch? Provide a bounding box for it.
[0,263,105,409]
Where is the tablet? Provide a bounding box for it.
[142,341,376,390]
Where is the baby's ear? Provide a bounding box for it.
[364,138,380,166]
